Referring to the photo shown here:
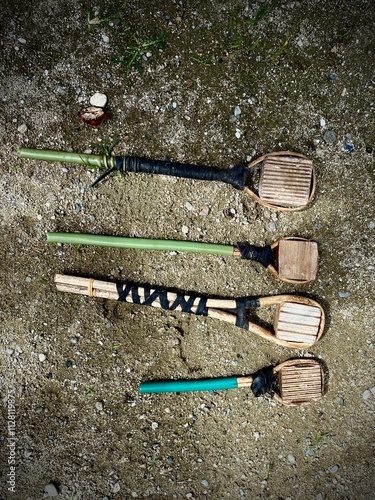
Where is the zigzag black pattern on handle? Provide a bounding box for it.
[116,283,209,316]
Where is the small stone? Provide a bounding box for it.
[89,215,96,221]
[344,142,354,153]
[17,123,28,133]
[235,129,242,139]
[368,222,375,229]
[146,52,152,58]
[39,353,46,362]
[102,34,110,43]
[131,493,138,498]
[201,480,209,487]
[112,483,121,493]
[269,220,276,232]
[172,101,178,109]
[234,106,241,116]
[95,401,104,411]
[329,465,339,473]
[90,92,107,108]
[105,321,113,329]
[338,291,350,298]
[315,494,323,500]
[45,483,58,497]
[75,204,81,213]
[185,202,194,211]
[320,117,326,127]
[6,348,14,355]
[370,387,375,395]
[18,37,27,44]
[151,421,159,430]
[182,225,189,234]
[363,390,372,400]
[323,130,336,144]
[328,73,337,81]
[199,206,210,216]
[287,454,296,464]
[339,397,345,406]
[306,449,315,456]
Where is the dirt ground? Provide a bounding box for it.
[1,0,374,498]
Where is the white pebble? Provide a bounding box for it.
[235,129,242,139]
[320,117,326,127]
[199,206,210,216]
[102,34,110,43]
[151,421,159,430]
[18,38,27,44]
[39,353,46,362]
[287,454,296,464]
[17,123,28,133]
[112,483,121,493]
[6,348,14,355]
[329,465,339,473]
[363,390,372,400]
[95,401,104,411]
[234,106,241,116]
[90,92,107,108]
[182,225,189,234]
[185,202,194,211]
[44,483,58,497]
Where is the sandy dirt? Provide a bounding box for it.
[0,1,374,499]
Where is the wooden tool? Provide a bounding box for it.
[140,358,325,406]
[19,148,316,211]
[47,233,318,284]
[54,274,325,348]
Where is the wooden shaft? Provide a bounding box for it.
[236,376,254,388]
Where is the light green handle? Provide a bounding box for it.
[140,377,238,393]
[47,232,234,256]
[19,147,114,169]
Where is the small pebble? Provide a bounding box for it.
[269,220,276,232]
[344,142,354,153]
[368,222,375,229]
[17,123,28,133]
[201,480,209,487]
[320,117,326,127]
[95,401,104,411]
[370,387,375,395]
[90,92,107,108]
[39,353,46,362]
[363,390,372,400]
[199,206,210,216]
[329,465,339,473]
[146,51,152,58]
[112,483,121,493]
[172,101,178,109]
[18,37,27,44]
[182,225,189,234]
[235,129,242,139]
[328,73,337,81]
[75,204,81,213]
[316,494,323,500]
[323,130,336,144]
[6,348,14,355]
[234,106,241,116]
[287,454,296,464]
[44,483,58,497]
[338,291,350,298]
[151,421,159,430]
[101,34,110,43]
[185,202,194,211]
[306,449,315,456]
[89,215,96,221]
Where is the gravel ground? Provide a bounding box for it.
[1,0,374,499]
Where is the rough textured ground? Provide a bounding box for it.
[1,0,374,499]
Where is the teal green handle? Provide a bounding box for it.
[140,377,238,393]
[47,232,234,256]
[19,147,114,169]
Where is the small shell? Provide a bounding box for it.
[78,106,108,126]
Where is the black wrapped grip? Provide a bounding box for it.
[116,156,248,191]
